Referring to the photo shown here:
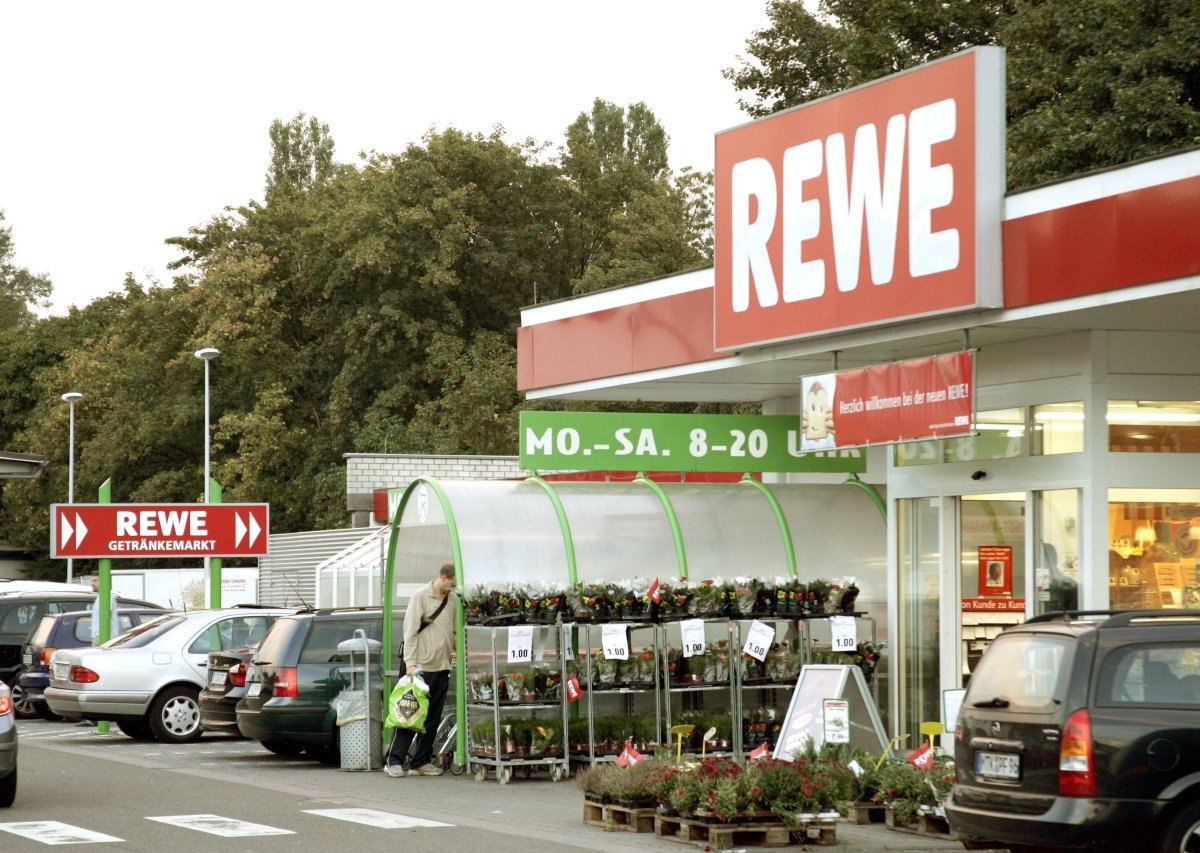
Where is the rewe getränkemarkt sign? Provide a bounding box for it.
[519,412,865,474]
[51,503,270,559]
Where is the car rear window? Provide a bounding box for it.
[1096,643,1200,706]
[966,633,1073,712]
[107,614,187,648]
[253,616,305,664]
[28,614,58,646]
[300,617,384,664]
[72,614,136,644]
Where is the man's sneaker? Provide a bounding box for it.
[383,762,408,778]
[411,763,444,776]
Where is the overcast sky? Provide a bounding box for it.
[2,1,771,316]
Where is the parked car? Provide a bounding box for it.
[0,588,161,718]
[199,644,262,738]
[19,607,169,720]
[0,680,15,807]
[946,609,1200,853]
[45,607,291,743]
[237,608,400,763]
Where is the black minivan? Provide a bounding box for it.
[236,608,401,764]
[947,609,1200,853]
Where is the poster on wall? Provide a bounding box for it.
[979,545,1013,596]
[800,351,974,451]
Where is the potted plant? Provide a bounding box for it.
[505,671,527,702]
[470,719,496,757]
[687,579,723,617]
[469,669,494,701]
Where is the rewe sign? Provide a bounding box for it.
[714,47,1005,350]
[51,503,269,558]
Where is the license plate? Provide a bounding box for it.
[22,652,32,666]
[210,670,227,687]
[976,751,1021,780]
[246,681,262,697]
[54,662,70,680]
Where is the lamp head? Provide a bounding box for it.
[194,347,220,361]
[61,392,84,403]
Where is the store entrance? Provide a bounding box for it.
[959,493,1025,687]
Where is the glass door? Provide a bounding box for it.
[959,492,1025,687]
[897,498,942,746]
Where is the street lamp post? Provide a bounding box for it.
[61,392,84,584]
[194,348,220,605]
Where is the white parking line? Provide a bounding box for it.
[0,821,124,844]
[146,814,294,837]
[303,808,453,829]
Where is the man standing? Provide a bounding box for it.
[384,562,457,777]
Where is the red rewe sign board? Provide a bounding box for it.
[800,351,973,450]
[51,503,270,558]
[714,47,1005,350]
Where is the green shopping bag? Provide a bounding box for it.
[385,673,430,732]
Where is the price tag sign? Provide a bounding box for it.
[680,619,705,658]
[602,623,629,660]
[823,698,850,743]
[830,616,858,652]
[742,619,774,661]
[507,625,534,663]
[561,623,574,661]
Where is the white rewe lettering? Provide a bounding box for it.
[729,98,959,313]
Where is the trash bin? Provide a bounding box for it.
[335,631,384,771]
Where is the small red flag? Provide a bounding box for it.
[616,742,643,768]
[648,578,662,605]
[907,742,935,769]
[749,742,770,761]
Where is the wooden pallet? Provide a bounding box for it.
[884,807,958,840]
[654,814,836,848]
[850,802,886,824]
[582,801,656,833]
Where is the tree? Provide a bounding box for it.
[0,211,53,330]
[723,0,1199,190]
[264,113,340,201]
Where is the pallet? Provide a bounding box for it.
[884,807,958,840]
[582,800,656,833]
[850,802,886,824]
[654,814,836,848]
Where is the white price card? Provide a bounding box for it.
[830,616,858,652]
[507,625,534,663]
[602,623,629,660]
[742,619,774,661]
[680,619,705,658]
[561,623,575,660]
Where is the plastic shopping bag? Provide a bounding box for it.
[385,673,430,732]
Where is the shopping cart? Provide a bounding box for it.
[432,708,466,775]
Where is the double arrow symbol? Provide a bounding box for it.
[234,512,262,549]
[59,513,89,549]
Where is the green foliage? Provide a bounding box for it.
[0,211,52,331]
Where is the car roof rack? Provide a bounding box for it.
[314,606,385,615]
[1026,609,1121,624]
[1097,609,1200,628]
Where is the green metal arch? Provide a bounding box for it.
[383,476,468,766]
[633,473,689,580]
[525,475,579,585]
[738,475,798,578]
[844,473,887,521]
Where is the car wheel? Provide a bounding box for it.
[260,740,305,757]
[117,719,156,740]
[0,767,15,808]
[35,702,63,722]
[1161,801,1200,853]
[148,685,202,743]
[10,684,37,719]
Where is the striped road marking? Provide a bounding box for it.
[145,814,294,837]
[0,821,123,844]
[303,808,453,829]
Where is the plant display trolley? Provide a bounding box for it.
[465,621,569,783]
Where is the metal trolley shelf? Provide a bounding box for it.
[465,622,570,784]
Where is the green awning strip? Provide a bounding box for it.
[739,475,798,578]
[633,474,689,580]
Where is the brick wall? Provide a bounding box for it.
[343,453,525,527]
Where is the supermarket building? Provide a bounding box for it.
[516,47,1200,741]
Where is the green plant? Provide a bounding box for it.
[470,719,496,754]
[871,757,955,824]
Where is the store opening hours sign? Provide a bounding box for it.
[800,351,974,450]
[51,503,270,558]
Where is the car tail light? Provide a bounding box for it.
[1059,708,1097,797]
[0,688,11,715]
[229,662,248,687]
[273,667,298,698]
[42,647,57,666]
[70,666,100,684]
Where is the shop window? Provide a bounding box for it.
[1108,401,1200,453]
[1035,489,1080,616]
[895,409,1026,467]
[1032,402,1084,455]
[1108,489,1200,611]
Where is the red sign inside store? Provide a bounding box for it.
[800,351,973,450]
[51,503,270,558]
[713,47,1005,350]
[978,544,1014,597]
[962,598,1026,612]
